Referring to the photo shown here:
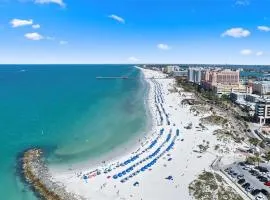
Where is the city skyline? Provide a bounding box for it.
[0,0,270,64]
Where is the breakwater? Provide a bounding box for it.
[20,148,83,200]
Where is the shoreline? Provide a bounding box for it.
[48,68,216,200]
[49,66,155,173]
[21,67,247,200]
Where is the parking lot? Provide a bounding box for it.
[222,162,270,200]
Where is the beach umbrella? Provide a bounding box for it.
[165,176,173,180]
[113,175,118,179]
[133,181,139,187]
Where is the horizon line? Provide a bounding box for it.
[0,63,270,66]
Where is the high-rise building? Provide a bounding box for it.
[202,69,240,85]
[164,65,180,74]
[201,69,242,94]
[253,81,270,95]
[188,68,202,85]
[255,99,270,124]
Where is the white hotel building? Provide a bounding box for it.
[255,99,270,125]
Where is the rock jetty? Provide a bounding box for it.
[21,148,84,200]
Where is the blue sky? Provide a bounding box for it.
[0,0,270,64]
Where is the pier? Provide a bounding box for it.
[96,76,130,79]
[96,76,171,80]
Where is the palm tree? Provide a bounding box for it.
[246,156,256,165]
[248,138,260,147]
[265,151,270,163]
[254,152,261,167]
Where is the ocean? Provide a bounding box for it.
[0,65,149,199]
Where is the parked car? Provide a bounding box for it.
[256,166,269,173]
[237,179,245,185]
[242,183,250,188]
[251,170,261,176]
[237,174,244,179]
[231,172,238,178]
[251,189,261,196]
[258,176,268,182]
[225,168,230,172]
[246,186,253,193]
[260,189,269,196]
[238,162,245,166]
[264,181,270,186]
[256,194,264,200]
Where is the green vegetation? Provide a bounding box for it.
[189,171,244,200]
[248,138,260,147]
[214,145,220,151]
[200,115,228,126]
[254,152,261,166]
[259,141,266,149]
[176,79,254,123]
[265,151,270,163]
[246,156,257,165]
[246,154,261,166]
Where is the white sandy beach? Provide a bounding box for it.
[49,68,246,200]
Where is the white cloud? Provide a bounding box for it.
[240,49,252,55]
[24,32,43,40]
[235,0,250,6]
[34,0,65,7]
[157,43,171,50]
[59,40,68,45]
[128,56,139,62]
[32,24,40,29]
[10,19,33,28]
[257,26,270,32]
[256,51,263,56]
[221,27,250,38]
[108,14,125,24]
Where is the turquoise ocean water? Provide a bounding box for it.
[0,65,149,199]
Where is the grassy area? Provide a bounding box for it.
[189,171,244,200]
[200,115,228,126]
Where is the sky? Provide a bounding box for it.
[0,0,270,64]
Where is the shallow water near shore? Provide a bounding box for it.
[0,65,149,199]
